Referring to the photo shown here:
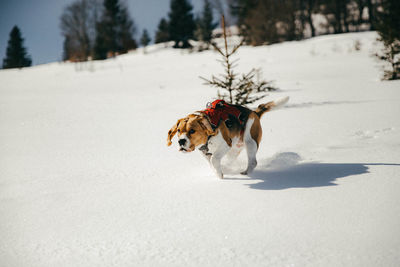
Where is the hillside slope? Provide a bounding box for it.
[0,32,399,267]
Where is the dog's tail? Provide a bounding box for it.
[255,96,289,118]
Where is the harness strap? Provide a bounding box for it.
[199,135,213,158]
[202,99,245,129]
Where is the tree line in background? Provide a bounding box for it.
[1,0,398,79]
[60,0,136,61]
[60,0,216,61]
[226,0,399,79]
[57,0,400,80]
[56,0,400,59]
[229,0,384,45]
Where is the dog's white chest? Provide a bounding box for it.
[206,131,227,154]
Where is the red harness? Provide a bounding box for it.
[202,100,244,129]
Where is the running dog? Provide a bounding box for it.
[167,97,289,178]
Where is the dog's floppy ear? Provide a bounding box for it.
[167,118,183,146]
[198,116,215,136]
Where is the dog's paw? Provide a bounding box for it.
[211,165,224,179]
[240,170,248,175]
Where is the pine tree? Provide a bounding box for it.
[2,26,32,69]
[140,29,151,52]
[93,28,108,59]
[200,16,276,106]
[94,0,137,59]
[62,36,72,61]
[118,7,138,53]
[375,0,400,80]
[195,0,217,47]
[168,0,196,48]
[155,18,170,44]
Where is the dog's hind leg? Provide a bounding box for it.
[241,116,261,175]
[241,138,258,175]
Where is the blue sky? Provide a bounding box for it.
[0,0,207,65]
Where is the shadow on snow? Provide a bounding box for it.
[224,152,400,190]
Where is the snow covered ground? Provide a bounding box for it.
[1,32,399,266]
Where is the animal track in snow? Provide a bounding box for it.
[353,127,395,140]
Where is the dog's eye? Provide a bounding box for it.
[189,129,195,134]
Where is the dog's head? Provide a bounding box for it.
[167,114,215,152]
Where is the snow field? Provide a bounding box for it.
[0,31,400,266]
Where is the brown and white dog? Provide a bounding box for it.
[167,97,289,178]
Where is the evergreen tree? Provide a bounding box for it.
[155,18,170,44]
[2,26,32,69]
[93,28,108,59]
[201,16,276,106]
[94,0,137,59]
[95,0,120,58]
[168,0,196,48]
[62,36,72,61]
[375,0,400,80]
[195,0,217,46]
[118,7,138,53]
[140,29,151,52]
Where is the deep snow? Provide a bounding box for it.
[1,32,400,266]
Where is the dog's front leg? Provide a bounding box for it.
[198,142,225,178]
[209,143,230,179]
[199,145,212,163]
[206,127,232,179]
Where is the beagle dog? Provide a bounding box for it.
[167,97,289,179]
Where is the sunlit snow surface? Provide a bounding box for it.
[1,32,399,266]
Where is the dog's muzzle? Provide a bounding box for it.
[178,139,187,147]
[178,138,188,152]
[178,137,194,152]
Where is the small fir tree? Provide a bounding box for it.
[168,0,196,48]
[155,18,170,44]
[140,29,151,52]
[200,16,276,106]
[2,26,32,69]
[375,0,400,80]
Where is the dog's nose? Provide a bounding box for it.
[178,139,187,146]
